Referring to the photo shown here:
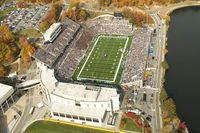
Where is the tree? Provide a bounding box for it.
[69,0,80,9]
[162,60,169,70]
[160,88,169,103]
[16,1,28,8]
[78,9,87,21]
[130,16,135,24]
[123,7,132,18]
[39,21,51,33]
[0,25,18,71]
[0,25,14,44]
[0,66,7,77]
[105,0,112,6]
[134,11,144,26]
[39,1,62,32]
[19,36,35,66]
[98,0,105,7]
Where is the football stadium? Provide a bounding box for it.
[32,14,152,127]
[34,15,151,85]
[74,35,132,83]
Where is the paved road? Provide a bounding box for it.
[12,61,46,133]
[12,90,33,133]
[149,12,165,133]
[12,86,48,133]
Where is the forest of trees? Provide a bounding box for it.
[39,1,63,32]
[0,25,35,77]
[98,0,187,7]
[19,36,35,67]
[123,7,154,26]
[0,25,19,77]
[23,0,58,4]
[61,0,88,22]
[16,0,61,8]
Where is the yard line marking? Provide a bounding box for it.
[77,35,129,83]
[77,36,101,80]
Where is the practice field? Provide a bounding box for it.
[74,35,132,83]
[25,120,112,133]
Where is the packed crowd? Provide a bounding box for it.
[86,16,133,35]
[54,27,94,82]
[34,18,80,67]
[35,15,140,82]
[121,28,152,83]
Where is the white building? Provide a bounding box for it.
[40,65,120,126]
[0,83,15,113]
[43,23,62,42]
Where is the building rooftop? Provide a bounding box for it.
[51,103,105,119]
[40,65,118,102]
[53,83,117,102]
[44,23,61,37]
[0,83,14,105]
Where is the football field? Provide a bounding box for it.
[75,35,131,83]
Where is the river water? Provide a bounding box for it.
[166,6,200,133]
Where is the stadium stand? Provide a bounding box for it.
[54,27,95,82]
[121,28,152,83]
[86,15,133,35]
[34,16,152,84]
[33,18,80,68]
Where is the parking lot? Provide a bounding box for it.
[0,4,48,32]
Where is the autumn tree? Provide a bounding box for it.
[123,8,149,27]
[0,25,19,76]
[39,1,62,32]
[98,0,105,7]
[0,66,8,77]
[16,1,28,8]
[61,2,88,22]
[0,25,14,44]
[69,0,80,9]
[97,0,184,8]
[78,9,88,21]
[19,36,35,67]
[19,36,35,55]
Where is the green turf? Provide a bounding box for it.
[124,119,142,132]
[73,35,132,83]
[25,120,111,133]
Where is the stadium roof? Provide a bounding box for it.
[40,65,118,102]
[0,83,14,105]
[52,83,118,102]
[44,23,61,38]
[51,103,105,119]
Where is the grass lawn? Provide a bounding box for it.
[73,35,132,83]
[25,120,112,133]
[19,28,42,38]
[123,119,142,132]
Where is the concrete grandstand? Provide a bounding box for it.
[40,65,119,126]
